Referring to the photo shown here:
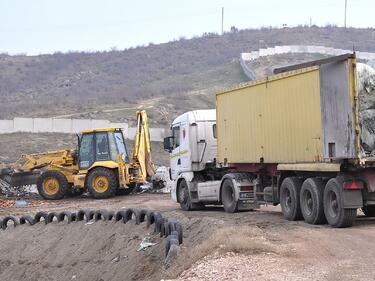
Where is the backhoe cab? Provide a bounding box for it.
[0,110,155,200]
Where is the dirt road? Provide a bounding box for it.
[1,194,375,280]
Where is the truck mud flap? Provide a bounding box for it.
[342,189,363,209]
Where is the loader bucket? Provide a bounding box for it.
[0,169,41,187]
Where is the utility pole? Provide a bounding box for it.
[221,7,224,35]
[344,0,347,28]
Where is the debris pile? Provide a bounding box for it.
[358,63,375,155]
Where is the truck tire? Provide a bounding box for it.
[221,178,238,213]
[300,178,326,224]
[177,179,192,211]
[280,177,303,221]
[37,170,69,200]
[361,206,375,217]
[323,178,357,228]
[86,168,117,199]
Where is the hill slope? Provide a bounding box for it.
[1,26,375,125]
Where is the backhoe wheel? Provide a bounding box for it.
[86,168,117,199]
[37,171,69,200]
[221,178,238,213]
[323,178,357,228]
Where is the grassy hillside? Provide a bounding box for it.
[1,26,375,126]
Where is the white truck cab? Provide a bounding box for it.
[164,110,257,212]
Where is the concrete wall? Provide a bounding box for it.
[0,118,166,142]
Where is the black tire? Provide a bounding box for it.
[57,211,74,223]
[221,178,238,213]
[19,215,36,226]
[86,168,117,199]
[94,209,110,221]
[280,177,303,221]
[47,212,58,223]
[2,216,18,230]
[147,211,162,228]
[138,209,150,224]
[300,178,326,225]
[324,178,357,228]
[76,209,94,222]
[174,222,183,244]
[155,217,167,234]
[37,170,69,200]
[34,211,49,224]
[165,236,179,257]
[177,180,192,211]
[362,205,375,217]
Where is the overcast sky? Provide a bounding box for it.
[0,0,374,55]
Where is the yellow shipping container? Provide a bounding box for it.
[217,55,359,165]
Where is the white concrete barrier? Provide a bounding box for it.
[13,118,33,132]
[0,120,13,132]
[0,118,167,142]
[71,119,92,133]
[33,118,53,132]
[53,119,72,133]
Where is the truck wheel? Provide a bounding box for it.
[221,178,238,213]
[177,180,192,211]
[37,170,69,200]
[300,178,326,224]
[323,178,357,228]
[362,206,375,217]
[86,168,117,199]
[280,177,303,221]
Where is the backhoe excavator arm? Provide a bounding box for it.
[130,110,155,182]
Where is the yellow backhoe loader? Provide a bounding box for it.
[0,110,155,199]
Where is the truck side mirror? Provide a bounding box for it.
[163,136,174,152]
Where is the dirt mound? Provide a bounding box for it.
[0,221,165,281]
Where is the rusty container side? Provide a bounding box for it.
[216,67,324,164]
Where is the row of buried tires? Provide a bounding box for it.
[0,208,183,259]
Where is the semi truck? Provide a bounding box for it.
[164,53,375,228]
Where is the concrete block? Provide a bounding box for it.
[33,118,53,132]
[91,119,111,129]
[52,119,72,133]
[13,118,33,132]
[126,127,137,140]
[72,119,92,133]
[0,120,14,134]
[149,128,167,142]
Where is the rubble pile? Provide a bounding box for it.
[357,63,375,155]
